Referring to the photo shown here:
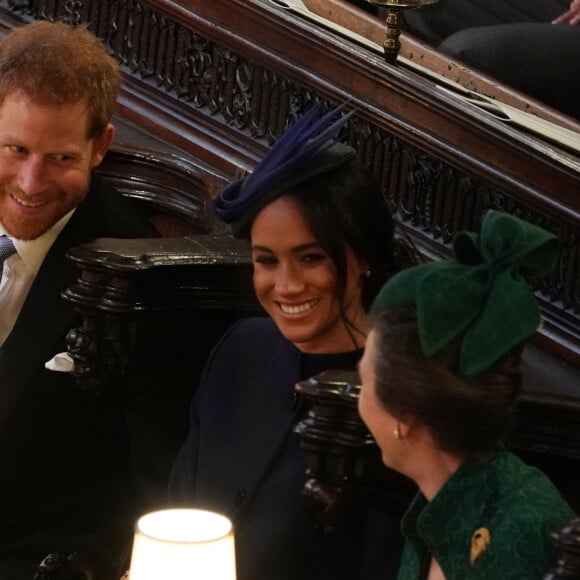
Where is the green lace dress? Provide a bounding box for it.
[397,446,574,579]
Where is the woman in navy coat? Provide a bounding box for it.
[170,106,409,580]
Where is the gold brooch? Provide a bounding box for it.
[470,527,491,565]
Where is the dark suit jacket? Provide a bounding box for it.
[0,176,166,580]
[170,317,404,580]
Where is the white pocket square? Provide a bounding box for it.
[44,352,74,372]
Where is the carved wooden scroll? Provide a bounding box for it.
[62,233,258,392]
[59,144,258,393]
[295,370,414,529]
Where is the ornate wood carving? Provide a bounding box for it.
[57,144,255,392]
[65,310,128,395]
[62,233,258,392]
[33,550,93,580]
[94,144,227,235]
[295,370,415,529]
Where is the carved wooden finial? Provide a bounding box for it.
[365,0,440,64]
[294,370,414,529]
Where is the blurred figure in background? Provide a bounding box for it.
[404,0,580,118]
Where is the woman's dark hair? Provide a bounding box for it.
[370,307,523,456]
[262,158,404,350]
[290,159,397,310]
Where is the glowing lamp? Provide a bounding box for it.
[128,509,236,580]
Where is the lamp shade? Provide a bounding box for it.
[128,508,236,580]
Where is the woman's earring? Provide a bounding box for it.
[364,269,372,278]
[393,423,402,440]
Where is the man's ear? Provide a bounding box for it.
[90,123,115,168]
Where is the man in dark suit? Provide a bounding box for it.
[0,21,174,579]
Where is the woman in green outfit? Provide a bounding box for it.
[358,210,575,580]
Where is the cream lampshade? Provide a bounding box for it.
[128,508,236,579]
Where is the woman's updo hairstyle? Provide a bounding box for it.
[371,307,523,455]
[292,159,396,312]
[368,210,560,455]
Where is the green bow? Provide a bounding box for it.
[372,210,559,377]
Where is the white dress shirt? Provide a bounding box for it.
[0,210,75,347]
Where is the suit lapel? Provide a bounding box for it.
[0,249,77,428]
[0,196,101,429]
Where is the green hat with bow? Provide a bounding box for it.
[371,210,559,377]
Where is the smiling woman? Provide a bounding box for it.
[170,105,411,580]
[250,194,368,353]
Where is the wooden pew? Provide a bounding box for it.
[60,141,260,394]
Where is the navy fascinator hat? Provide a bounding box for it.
[214,103,357,238]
